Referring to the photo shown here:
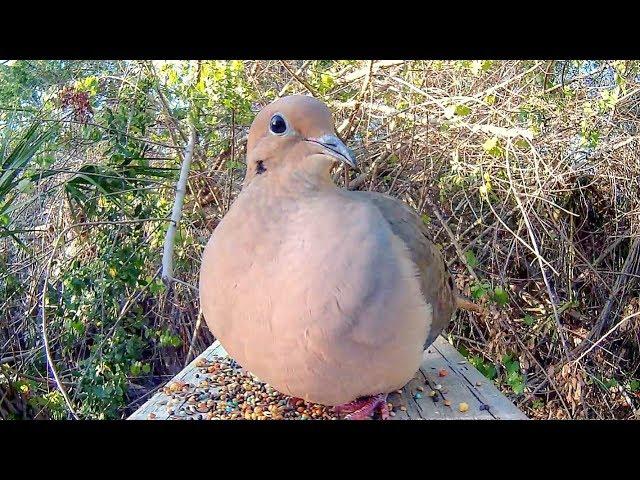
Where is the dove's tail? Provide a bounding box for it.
[455,294,486,315]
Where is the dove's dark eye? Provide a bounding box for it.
[269,114,288,135]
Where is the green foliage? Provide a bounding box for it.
[45,215,168,418]
[130,361,151,376]
[470,356,498,380]
[501,354,525,394]
[482,136,504,158]
[159,60,256,137]
[459,342,498,381]
[459,348,525,396]
[225,159,244,171]
[0,61,215,418]
[0,121,53,203]
[464,250,479,268]
[30,390,68,420]
[470,281,492,300]
[469,281,509,307]
[454,104,471,116]
[444,103,472,118]
[158,329,183,348]
[491,286,509,307]
[307,61,339,95]
[0,120,57,250]
[470,60,493,76]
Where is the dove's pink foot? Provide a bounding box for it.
[334,393,390,420]
[286,397,305,410]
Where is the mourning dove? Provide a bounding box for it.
[199,95,463,419]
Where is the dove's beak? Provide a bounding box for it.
[305,134,357,169]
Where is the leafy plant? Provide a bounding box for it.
[492,286,509,307]
[501,354,525,394]
[0,120,55,245]
[470,281,492,300]
[482,136,504,158]
[531,399,544,410]
[469,356,498,380]
[464,250,479,268]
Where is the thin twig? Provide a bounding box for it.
[184,309,204,367]
[423,196,480,282]
[279,61,319,97]
[573,311,640,364]
[162,126,197,284]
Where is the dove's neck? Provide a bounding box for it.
[245,158,338,199]
[233,167,346,231]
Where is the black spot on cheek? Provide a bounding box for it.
[256,160,266,175]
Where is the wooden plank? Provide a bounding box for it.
[419,344,496,419]
[431,336,528,419]
[129,336,527,420]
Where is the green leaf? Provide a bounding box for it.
[492,286,509,307]
[482,136,504,158]
[470,60,493,77]
[225,160,244,170]
[17,178,34,193]
[421,213,431,225]
[470,281,491,300]
[523,315,536,326]
[130,363,141,376]
[508,377,525,394]
[504,360,519,376]
[464,250,479,268]
[70,320,85,335]
[483,363,498,380]
[470,356,498,380]
[0,121,53,198]
[532,399,544,410]
[454,104,471,116]
[501,354,525,394]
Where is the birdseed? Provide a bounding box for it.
[157,355,368,420]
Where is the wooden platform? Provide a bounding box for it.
[129,336,527,420]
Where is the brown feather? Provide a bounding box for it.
[353,191,457,349]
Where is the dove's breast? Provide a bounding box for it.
[199,187,431,405]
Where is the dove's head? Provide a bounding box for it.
[244,95,356,187]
